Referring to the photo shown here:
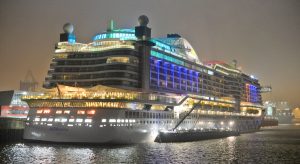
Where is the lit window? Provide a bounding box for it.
[56,110,62,114]
[47,124,52,126]
[101,119,107,123]
[77,110,85,115]
[109,119,116,123]
[55,118,60,122]
[85,119,92,123]
[87,110,95,115]
[69,119,74,122]
[61,118,68,122]
[67,124,73,127]
[43,109,51,114]
[48,118,53,122]
[64,110,70,114]
[34,118,40,121]
[129,119,135,123]
[208,70,214,75]
[37,110,43,114]
[41,118,47,122]
[106,57,129,64]
[76,118,83,123]
[117,119,121,123]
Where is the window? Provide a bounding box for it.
[69,118,74,122]
[87,110,95,115]
[85,119,92,123]
[61,118,68,122]
[106,57,129,64]
[64,110,70,114]
[37,110,43,114]
[109,119,116,123]
[48,118,53,122]
[102,119,107,123]
[76,118,83,123]
[56,110,62,114]
[44,109,51,114]
[34,118,40,121]
[77,110,85,115]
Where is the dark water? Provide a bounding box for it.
[1,125,300,164]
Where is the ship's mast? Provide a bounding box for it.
[134,15,155,92]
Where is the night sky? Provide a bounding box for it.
[0,0,299,107]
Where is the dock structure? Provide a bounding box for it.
[0,117,25,142]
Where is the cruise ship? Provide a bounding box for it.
[23,15,263,144]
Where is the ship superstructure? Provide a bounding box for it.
[23,16,263,143]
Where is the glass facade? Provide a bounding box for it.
[150,56,200,93]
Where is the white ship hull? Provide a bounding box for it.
[24,125,157,144]
[24,110,262,144]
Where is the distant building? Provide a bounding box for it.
[293,108,300,119]
[20,70,39,92]
[263,101,293,124]
[263,101,276,117]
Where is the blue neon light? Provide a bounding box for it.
[156,60,160,86]
[196,72,199,92]
[184,68,187,91]
[247,84,258,103]
[68,33,76,44]
[150,57,201,93]
[93,29,136,41]
[164,62,168,87]
[172,64,175,88]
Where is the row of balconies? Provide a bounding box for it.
[51,64,139,73]
[49,72,139,81]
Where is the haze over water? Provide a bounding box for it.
[0,124,299,163]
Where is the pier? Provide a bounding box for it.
[0,117,25,142]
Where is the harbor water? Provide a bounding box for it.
[0,124,299,163]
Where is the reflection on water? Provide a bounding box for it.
[1,124,300,163]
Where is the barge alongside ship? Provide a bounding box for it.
[23,15,264,144]
[155,129,240,143]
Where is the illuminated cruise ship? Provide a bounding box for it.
[23,15,263,143]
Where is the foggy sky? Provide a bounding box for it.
[0,0,299,108]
